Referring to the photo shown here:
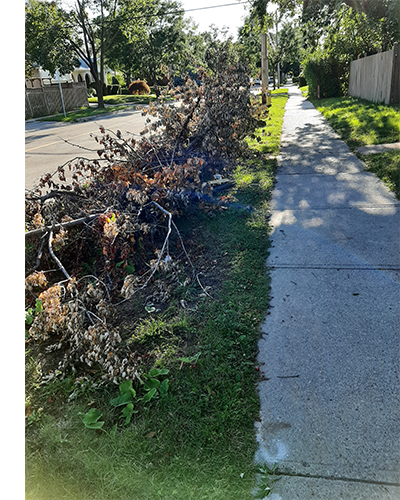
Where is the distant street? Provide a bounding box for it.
[25,107,148,191]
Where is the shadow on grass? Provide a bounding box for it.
[311,96,400,148]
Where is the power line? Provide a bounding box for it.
[184,1,248,14]
[101,1,249,24]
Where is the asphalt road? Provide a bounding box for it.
[25,107,149,191]
[257,85,400,499]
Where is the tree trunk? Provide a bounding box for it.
[96,79,105,109]
[99,0,106,109]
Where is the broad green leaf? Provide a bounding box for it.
[144,378,160,391]
[25,313,34,325]
[119,380,136,397]
[125,264,135,274]
[111,392,133,407]
[148,368,169,377]
[178,352,201,364]
[159,379,169,398]
[122,403,134,424]
[82,408,104,429]
[143,387,157,402]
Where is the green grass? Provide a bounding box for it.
[88,94,159,105]
[300,85,308,97]
[311,95,400,198]
[361,151,400,199]
[310,96,400,148]
[246,94,287,157]
[25,92,288,499]
[271,88,288,95]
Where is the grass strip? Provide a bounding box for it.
[38,104,132,123]
[25,93,288,499]
[310,95,400,198]
[361,151,400,199]
[88,94,159,105]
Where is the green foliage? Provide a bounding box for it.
[143,368,169,401]
[301,0,400,97]
[254,463,280,498]
[313,96,400,146]
[111,380,138,424]
[362,151,400,200]
[25,0,79,77]
[303,49,342,98]
[25,299,43,338]
[82,408,105,430]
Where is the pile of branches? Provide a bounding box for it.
[25,60,265,385]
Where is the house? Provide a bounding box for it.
[25,59,109,88]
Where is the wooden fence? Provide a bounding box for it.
[348,43,399,105]
[25,81,89,119]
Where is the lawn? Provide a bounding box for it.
[25,93,288,499]
[38,104,132,123]
[88,94,160,105]
[37,93,173,122]
[311,95,400,199]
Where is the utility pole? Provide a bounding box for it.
[261,32,269,105]
[56,69,66,118]
[276,13,280,89]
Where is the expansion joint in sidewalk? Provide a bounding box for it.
[274,470,400,488]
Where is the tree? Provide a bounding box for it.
[102,0,156,87]
[139,0,187,95]
[237,18,263,79]
[25,0,80,77]
[104,0,187,94]
[26,0,127,109]
[302,0,400,97]
[279,22,302,76]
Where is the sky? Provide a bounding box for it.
[180,0,251,39]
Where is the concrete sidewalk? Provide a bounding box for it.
[256,86,400,499]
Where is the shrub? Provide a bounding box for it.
[303,50,342,98]
[128,80,151,95]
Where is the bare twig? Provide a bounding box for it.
[57,137,99,152]
[25,214,100,238]
[196,274,213,299]
[39,190,87,203]
[25,232,48,277]
[48,229,71,280]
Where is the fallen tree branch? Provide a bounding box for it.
[48,229,71,280]
[25,233,48,277]
[25,214,100,238]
